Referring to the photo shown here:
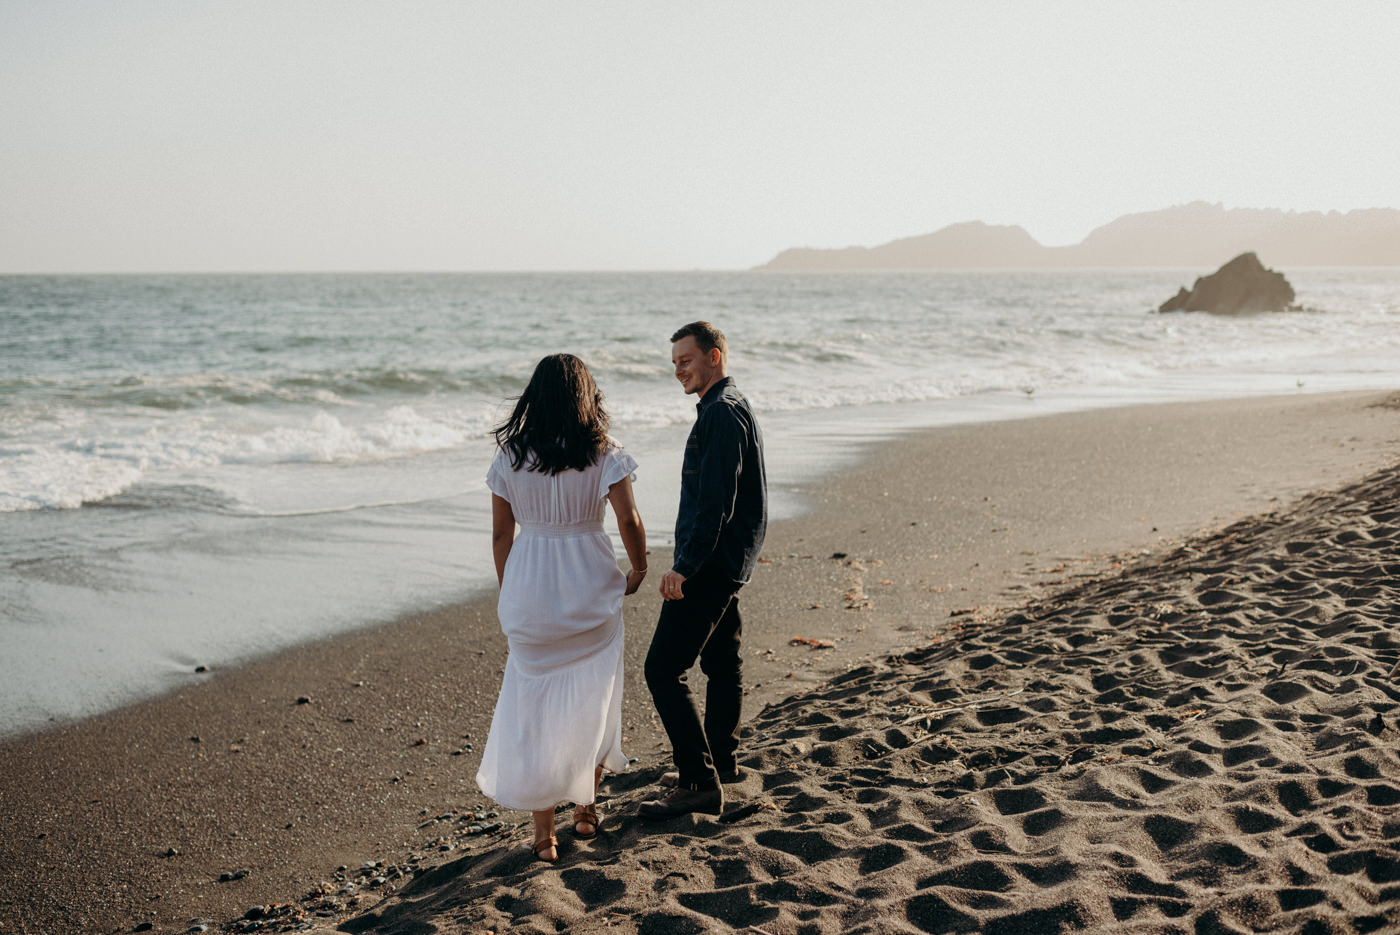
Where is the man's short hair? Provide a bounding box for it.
[671,321,728,362]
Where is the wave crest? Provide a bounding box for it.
[0,405,486,512]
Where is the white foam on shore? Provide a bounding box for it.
[0,448,144,511]
[0,405,489,513]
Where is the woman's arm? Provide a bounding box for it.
[491,494,516,586]
[606,475,648,595]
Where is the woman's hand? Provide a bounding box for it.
[624,566,647,596]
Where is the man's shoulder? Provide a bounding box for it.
[701,383,756,423]
[712,378,753,406]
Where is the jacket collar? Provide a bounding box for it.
[696,376,733,413]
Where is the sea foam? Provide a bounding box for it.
[0,405,488,512]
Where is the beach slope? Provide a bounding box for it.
[351,425,1400,933]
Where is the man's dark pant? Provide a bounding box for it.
[644,564,743,789]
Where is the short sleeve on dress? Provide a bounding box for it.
[598,444,639,499]
[486,448,513,499]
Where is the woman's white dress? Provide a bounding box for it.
[475,442,637,812]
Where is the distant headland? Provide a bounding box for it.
[755,203,1400,270]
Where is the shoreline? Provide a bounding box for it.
[2,388,1398,933]
[5,380,1397,744]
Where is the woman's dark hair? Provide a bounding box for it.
[494,353,610,475]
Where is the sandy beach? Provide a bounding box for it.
[3,389,1399,934]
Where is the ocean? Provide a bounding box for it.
[2,269,1398,739]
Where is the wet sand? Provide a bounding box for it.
[1,389,1398,934]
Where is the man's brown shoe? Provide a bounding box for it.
[660,767,745,788]
[638,783,723,819]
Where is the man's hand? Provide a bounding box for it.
[660,569,687,601]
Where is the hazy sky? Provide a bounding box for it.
[3,1,1398,272]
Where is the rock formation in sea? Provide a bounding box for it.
[1156,252,1296,314]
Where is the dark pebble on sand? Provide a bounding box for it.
[134,924,154,932]
[195,665,208,673]
[296,696,312,705]
[831,551,848,559]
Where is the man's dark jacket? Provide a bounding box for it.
[671,376,767,583]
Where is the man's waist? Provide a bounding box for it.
[674,533,765,573]
[673,516,764,543]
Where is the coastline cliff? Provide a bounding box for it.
[756,203,1400,270]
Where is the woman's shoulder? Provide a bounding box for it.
[601,436,636,460]
[486,444,519,496]
[489,444,544,478]
[598,436,638,474]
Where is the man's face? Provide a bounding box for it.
[672,335,721,396]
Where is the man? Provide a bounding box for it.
[639,321,767,819]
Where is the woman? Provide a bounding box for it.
[476,353,647,863]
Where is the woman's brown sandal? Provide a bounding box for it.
[530,834,558,862]
[573,803,599,839]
